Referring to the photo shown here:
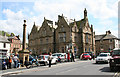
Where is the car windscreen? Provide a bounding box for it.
[52,54,57,56]
[112,50,120,55]
[53,54,61,56]
[45,56,48,58]
[38,56,48,59]
[99,54,107,57]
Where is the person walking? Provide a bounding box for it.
[71,52,75,62]
[67,52,70,62]
[48,52,53,67]
[24,57,30,69]
[72,52,75,62]
[5,57,9,69]
[13,54,19,68]
[8,56,12,69]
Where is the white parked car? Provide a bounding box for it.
[96,53,112,63]
[38,55,57,66]
[52,53,67,62]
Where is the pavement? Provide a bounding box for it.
[0,59,80,76]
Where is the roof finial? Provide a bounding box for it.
[74,18,75,21]
[84,8,87,19]
[34,22,35,26]
[44,17,46,20]
[62,14,63,16]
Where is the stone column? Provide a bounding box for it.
[23,20,27,50]
[19,20,29,66]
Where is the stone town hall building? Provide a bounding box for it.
[28,9,96,56]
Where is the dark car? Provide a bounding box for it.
[109,48,120,71]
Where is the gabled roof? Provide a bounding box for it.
[46,19,53,26]
[0,35,10,43]
[95,34,106,41]
[30,23,40,34]
[45,19,54,28]
[103,34,117,40]
[8,35,20,40]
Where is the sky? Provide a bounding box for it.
[0,0,119,43]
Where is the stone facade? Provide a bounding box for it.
[28,8,96,56]
[28,18,55,55]
[95,30,119,55]
[8,34,22,54]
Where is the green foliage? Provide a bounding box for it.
[0,30,12,36]
[11,33,15,36]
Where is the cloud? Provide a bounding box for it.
[33,0,118,20]
[0,9,42,43]
[0,9,25,41]
[0,0,118,42]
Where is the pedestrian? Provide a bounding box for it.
[24,57,30,69]
[71,52,73,62]
[13,54,19,68]
[67,52,70,62]
[18,59,20,68]
[72,52,75,62]
[35,56,39,66]
[58,56,61,63]
[48,52,53,67]
[8,56,12,69]
[5,57,9,69]
[92,53,95,60]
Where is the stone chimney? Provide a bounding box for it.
[17,35,20,39]
[106,30,111,35]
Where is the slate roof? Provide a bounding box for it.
[95,34,105,41]
[0,35,10,43]
[46,19,53,26]
[76,19,85,28]
[95,34,118,41]
[103,34,117,40]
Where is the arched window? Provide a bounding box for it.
[86,34,88,43]
[75,27,77,32]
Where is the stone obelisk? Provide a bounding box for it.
[19,20,29,66]
[23,20,27,50]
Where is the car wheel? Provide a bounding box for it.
[55,60,57,64]
[96,61,98,64]
[89,58,92,60]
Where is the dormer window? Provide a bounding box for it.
[60,26,64,32]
